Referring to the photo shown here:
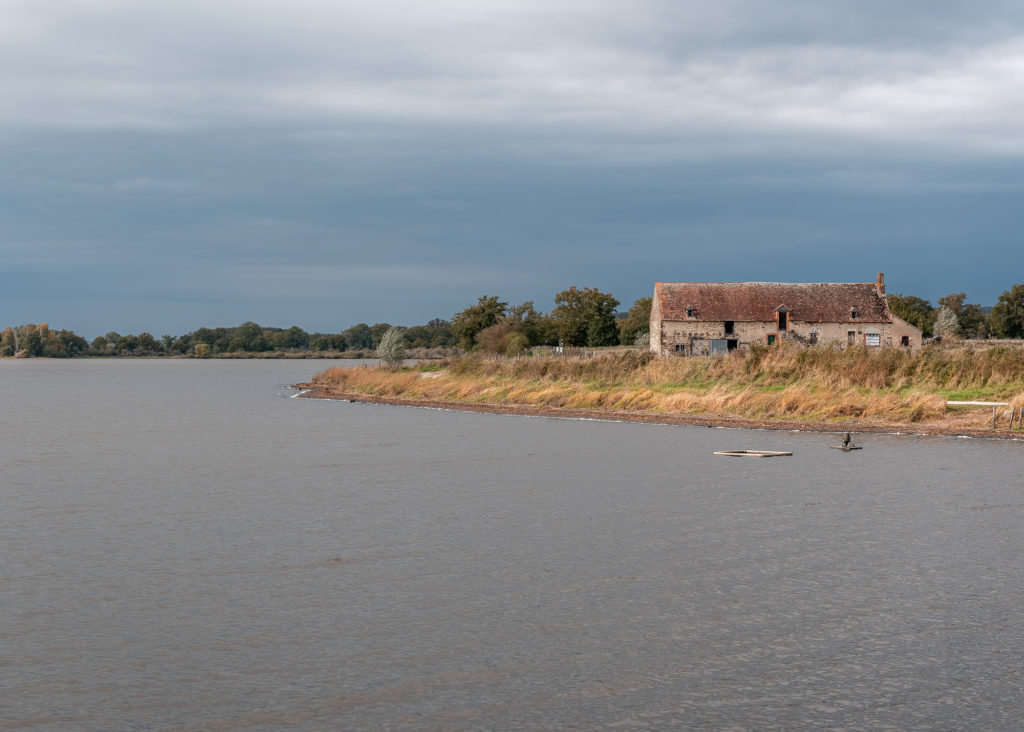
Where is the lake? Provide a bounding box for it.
[2,359,1023,730]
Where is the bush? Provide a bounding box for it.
[376,326,406,367]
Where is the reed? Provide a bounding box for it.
[312,343,1024,427]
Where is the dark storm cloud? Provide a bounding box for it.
[3,1,1024,335]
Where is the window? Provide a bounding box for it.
[674,343,685,353]
[778,312,788,330]
[901,335,910,347]
[686,306,694,318]
[767,334,776,345]
[808,331,818,345]
[865,333,880,347]
[850,308,858,319]
[724,320,734,334]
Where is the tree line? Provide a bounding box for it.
[1,286,652,358]
[5,281,1023,358]
[887,283,1024,339]
[0,320,458,358]
[449,288,652,354]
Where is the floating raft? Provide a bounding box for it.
[830,445,862,451]
[714,450,793,458]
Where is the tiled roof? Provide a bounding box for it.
[655,282,892,323]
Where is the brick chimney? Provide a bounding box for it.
[876,272,885,295]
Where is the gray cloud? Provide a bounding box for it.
[3,1,1024,336]
[6,1,1024,157]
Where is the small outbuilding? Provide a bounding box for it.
[650,273,922,356]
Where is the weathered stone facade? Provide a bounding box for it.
[651,274,923,357]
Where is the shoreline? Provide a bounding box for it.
[295,384,1024,441]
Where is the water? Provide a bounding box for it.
[2,359,1023,730]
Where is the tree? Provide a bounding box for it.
[136,332,159,354]
[22,330,43,357]
[451,296,507,350]
[276,325,309,350]
[504,331,529,355]
[51,329,88,357]
[343,323,373,350]
[961,304,988,339]
[937,292,966,313]
[228,322,266,352]
[369,323,393,349]
[403,320,454,349]
[619,297,652,346]
[933,306,961,340]
[505,301,546,346]
[886,293,936,336]
[115,334,139,353]
[402,325,432,348]
[1,328,16,357]
[550,287,619,347]
[376,326,406,367]
[586,315,620,347]
[938,292,987,338]
[310,333,346,351]
[989,283,1024,338]
[476,321,515,353]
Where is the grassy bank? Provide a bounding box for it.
[311,344,1024,430]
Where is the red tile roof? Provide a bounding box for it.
[655,282,892,323]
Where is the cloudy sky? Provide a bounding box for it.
[4,0,1024,337]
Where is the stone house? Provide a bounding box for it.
[650,273,923,356]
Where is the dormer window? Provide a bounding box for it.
[850,307,858,320]
[686,306,694,318]
[774,305,789,331]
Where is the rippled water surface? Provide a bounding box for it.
[2,359,1024,730]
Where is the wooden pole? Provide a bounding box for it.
[992,405,997,429]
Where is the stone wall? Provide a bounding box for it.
[654,316,922,357]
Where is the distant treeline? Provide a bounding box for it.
[5,281,1023,358]
[1,285,653,358]
[0,320,456,358]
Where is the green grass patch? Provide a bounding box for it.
[940,388,1011,401]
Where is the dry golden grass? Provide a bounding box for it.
[312,343,1024,426]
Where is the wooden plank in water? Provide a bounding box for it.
[714,450,792,458]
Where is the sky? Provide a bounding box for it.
[3,0,1024,338]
